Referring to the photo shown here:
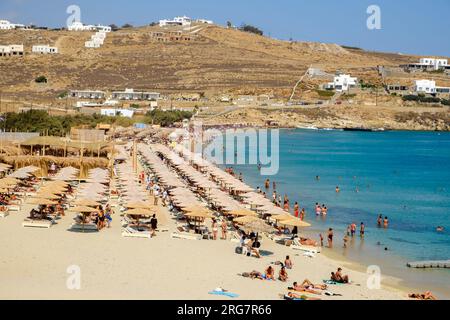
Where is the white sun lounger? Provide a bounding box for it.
[291,239,321,254]
[0,210,9,218]
[7,205,21,212]
[22,219,53,229]
[171,232,202,241]
[122,227,152,239]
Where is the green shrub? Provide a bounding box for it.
[35,76,47,83]
[239,24,263,36]
[316,90,335,98]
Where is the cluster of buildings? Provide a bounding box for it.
[402,57,450,72]
[158,16,213,27]
[68,21,111,32]
[0,43,58,56]
[85,31,107,48]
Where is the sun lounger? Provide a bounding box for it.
[171,231,202,241]
[230,231,241,243]
[0,209,9,218]
[70,222,98,232]
[122,227,152,239]
[7,205,21,212]
[22,219,53,229]
[291,239,321,254]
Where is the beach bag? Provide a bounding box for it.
[235,247,243,255]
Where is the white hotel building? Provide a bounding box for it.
[68,22,111,32]
[0,20,26,30]
[403,57,449,71]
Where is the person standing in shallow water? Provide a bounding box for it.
[377,214,383,227]
[265,179,270,189]
[327,228,334,248]
[360,222,365,238]
[294,202,299,218]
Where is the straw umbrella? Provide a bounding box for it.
[234,215,260,224]
[242,219,276,234]
[73,199,101,207]
[278,219,312,228]
[125,201,154,209]
[226,208,257,217]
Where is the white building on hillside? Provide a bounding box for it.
[32,45,58,54]
[0,44,24,56]
[0,20,26,30]
[101,108,134,118]
[325,74,358,92]
[68,22,111,32]
[402,57,449,71]
[159,16,192,27]
[414,79,450,96]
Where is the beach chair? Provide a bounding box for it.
[7,205,21,212]
[122,227,152,239]
[229,231,241,244]
[291,238,321,254]
[70,222,99,232]
[22,218,53,229]
[171,227,202,241]
[0,209,9,218]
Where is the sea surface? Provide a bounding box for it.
[221,129,450,298]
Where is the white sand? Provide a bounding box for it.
[0,200,410,300]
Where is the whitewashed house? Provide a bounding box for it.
[32,45,58,54]
[68,22,94,31]
[0,20,16,30]
[159,16,192,27]
[414,79,450,96]
[101,108,134,118]
[414,80,436,94]
[325,74,358,92]
[70,90,106,99]
[95,25,111,33]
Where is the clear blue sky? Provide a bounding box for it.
[1,0,449,56]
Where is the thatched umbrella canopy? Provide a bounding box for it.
[278,219,312,228]
[126,208,154,216]
[234,216,260,224]
[71,206,98,213]
[125,201,154,209]
[225,208,258,217]
[241,219,276,233]
[34,193,61,200]
[73,199,101,207]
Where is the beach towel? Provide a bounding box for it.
[323,280,345,285]
[283,294,306,301]
[208,290,239,298]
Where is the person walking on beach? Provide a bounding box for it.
[327,228,334,248]
[212,219,219,240]
[221,220,228,240]
[360,222,365,238]
[150,214,158,237]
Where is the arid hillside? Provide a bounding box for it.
[0,24,433,102]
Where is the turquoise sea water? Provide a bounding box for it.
[224,129,450,297]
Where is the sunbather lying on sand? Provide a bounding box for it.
[283,292,321,301]
[408,291,437,300]
[288,280,326,295]
[299,237,319,246]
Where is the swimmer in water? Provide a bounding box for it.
[336,186,340,193]
[436,226,444,232]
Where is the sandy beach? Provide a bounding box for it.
[0,196,409,300]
